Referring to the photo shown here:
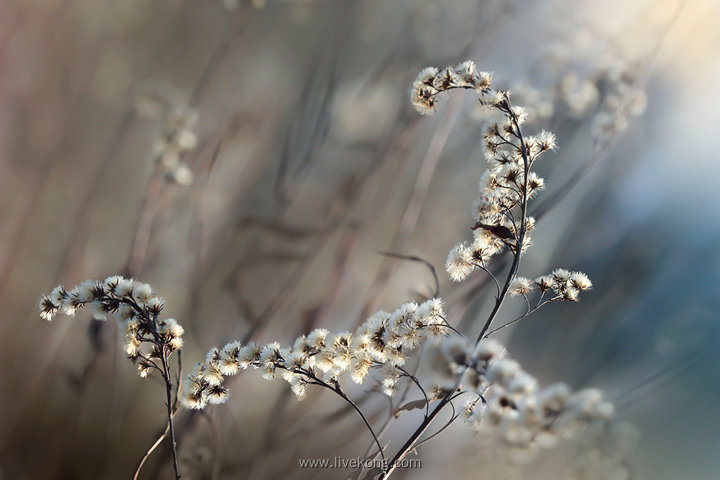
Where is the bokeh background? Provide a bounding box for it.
[1,0,719,479]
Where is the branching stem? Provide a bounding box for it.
[382,98,532,480]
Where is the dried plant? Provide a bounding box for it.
[135,92,198,186]
[39,277,184,479]
[177,61,620,479]
[36,59,635,479]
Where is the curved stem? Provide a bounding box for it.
[295,368,386,463]
[383,99,533,480]
[134,350,182,480]
[426,319,464,337]
[398,367,430,418]
[381,392,454,479]
[334,386,387,464]
[478,264,501,299]
[378,251,440,298]
[484,299,553,337]
[474,102,530,344]
[133,423,170,480]
[411,401,460,451]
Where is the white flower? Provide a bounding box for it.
[509,277,533,296]
[552,268,572,283]
[474,338,506,362]
[486,358,521,385]
[88,301,108,321]
[446,242,475,282]
[307,329,329,349]
[350,352,372,384]
[534,274,556,292]
[114,278,135,297]
[570,271,593,291]
[132,283,153,303]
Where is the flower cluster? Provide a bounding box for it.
[413,61,556,282]
[566,421,639,480]
[431,337,613,463]
[39,276,183,377]
[410,61,608,466]
[154,107,197,186]
[410,61,493,115]
[560,73,601,119]
[467,48,647,150]
[183,298,448,409]
[510,268,592,302]
[508,82,556,125]
[592,61,647,142]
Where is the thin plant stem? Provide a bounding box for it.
[160,352,181,480]
[382,100,532,480]
[484,298,556,337]
[294,368,386,463]
[478,264,501,299]
[474,100,530,343]
[398,366,430,418]
[133,424,170,480]
[411,401,460,451]
[134,349,182,480]
[378,251,440,298]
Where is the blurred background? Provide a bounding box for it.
[1,0,719,478]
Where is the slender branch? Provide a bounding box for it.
[134,350,182,480]
[474,100,531,343]
[383,98,533,480]
[522,293,531,314]
[333,385,387,464]
[294,368,386,463]
[483,299,553,337]
[378,251,440,298]
[380,388,456,479]
[420,321,464,338]
[449,390,485,404]
[498,207,518,233]
[398,367,430,418]
[477,264,501,299]
[173,351,183,411]
[411,401,460,451]
[133,423,170,480]
[137,354,163,374]
[355,350,427,479]
[160,352,181,480]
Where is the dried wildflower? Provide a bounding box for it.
[184,297,448,409]
[561,73,600,118]
[570,271,593,291]
[590,60,647,142]
[521,268,594,303]
[509,277,533,296]
[446,242,475,282]
[410,61,492,115]
[424,335,617,462]
[413,62,559,286]
[47,58,622,480]
[428,335,472,388]
[534,274,556,292]
[136,93,198,187]
[370,62,610,478]
[39,276,183,478]
[381,363,401,396]
[40,277,183,369]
